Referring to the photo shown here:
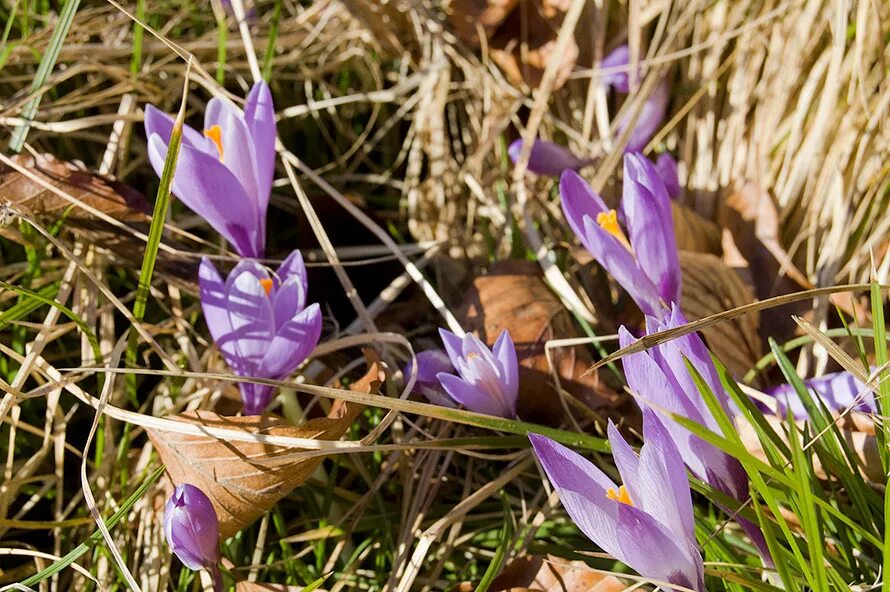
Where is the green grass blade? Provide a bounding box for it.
[9,0,81,151]
[261,0,282,81]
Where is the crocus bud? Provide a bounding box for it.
[164,484,221,580]
[507,138,591,177]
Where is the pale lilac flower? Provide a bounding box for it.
[619,304,769,562]
[766,370,877,419]
[560,152,679,319]
[145,81,275,257]
[164,484,222,591]
[404,350,456,408]
[436,329,518,418]
[655,152,681,199]
[199,250,322,415]
[602,44,669,152]
[530,411,704,592]
[507,138,591,177]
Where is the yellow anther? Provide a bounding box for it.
[595,209,632,251]
[203,125,224,161]
[259,278,274,296]
[606,485,634,506]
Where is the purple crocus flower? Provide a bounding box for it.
[560,152,679,319]
[619,304,770,561]
[507,138,591,177]
[404,350,457,408]
[530,411,704,591]
[655,152,681,199]
[436,329,519,418]
[766,370,876,419]
[165,484,222,591]
[144,81,275,258]
[601,44,669,153]
[199,250,322,415]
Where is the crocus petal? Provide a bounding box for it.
[438,372,512,417]
[559,170,609,250]
[148,135,261,257]
[224,262,274,372]
[240,383,275,417]
[606,421,642,504]
[439,328,467,369]
[766,370,876,418]
[601,44,633,92]
[217,106,261,205]
[244,80,276,211]
[623,152,680,304]
[620,80,669,153]
[655,153,681,199]
[198,258,246,375]
[529,434,623,562]
[492,330,519,405]
[615,503,704,592]
[271,277,307,330]
[144,104,213,155]
[637,410,696,540]
[405,350,453,386]
[255,303,322,381]
[581,216,662,317]
[276,249,309,292]
[508,138,589,176]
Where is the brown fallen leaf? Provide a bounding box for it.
[738,411,882,483]
[449,0,578,89]
[458,259,625,425]
[457,554,625,592]
[148,352,382,538]
[0,152,149,225]
[679,251,762,378]
[672,201,723,255]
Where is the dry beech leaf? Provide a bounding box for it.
[458,260,625,424]
[672,201,723,255]
[148,352,383,538]
[679,251,762,378]
[457,554,625,592]
[449,0,578,89]
[738,411,882,483]
[0,153,149,225]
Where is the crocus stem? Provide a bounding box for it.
[210,564,223,592]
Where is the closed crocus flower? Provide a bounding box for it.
[436,329,518,418]
[655,152,681,199]
[530,411,705,592]
[199,250,322,415]
[144,81,275,258]
[404,350,457,408]
[766,370,876,419]
[560,152,679,319]
[602,44,669,153]
[165,484,222,591]
[619,304,769,562]
[507,138,591,177]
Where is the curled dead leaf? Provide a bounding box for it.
[738,411,882,483]
[457,554,625,592]
[458,260,624,424]
[672,201,723,255]
[148,352,382,538]
[679,251,762,378]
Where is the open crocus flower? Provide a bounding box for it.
[199,250,322,415]
[165,484,222,591]
[766,370,877,419]
[530,411,704,592]
[404,350,456,408]
[144,81,275,258]
[619,304,769,561]
[436,329,518,418]
[560,152,679,319]
[507,138,591,177]
[601,44,669,153]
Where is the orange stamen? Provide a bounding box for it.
[259,278,274,296]
[203,125,224,161]
[606,484,634,506]
[595,209,632,251]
